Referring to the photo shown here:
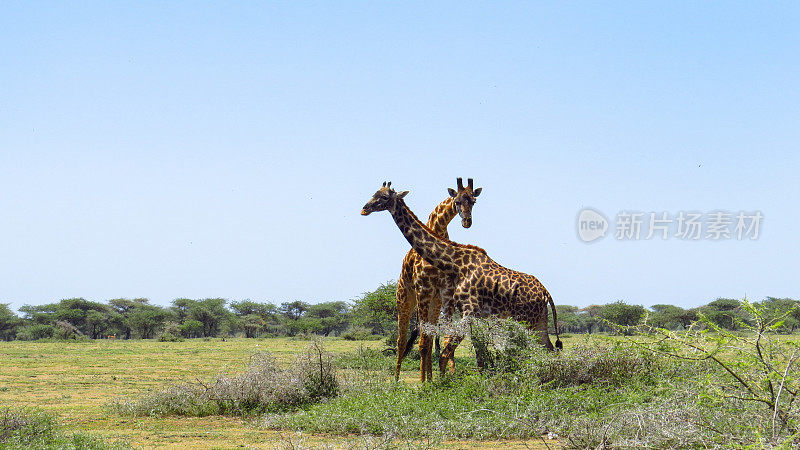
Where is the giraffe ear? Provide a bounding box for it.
[473,187,482,197]
[397,190,409,199]
[447,188,457,198]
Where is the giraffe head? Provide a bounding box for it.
[361,181,408,215]
[447,177,482,228]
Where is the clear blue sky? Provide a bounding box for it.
[2,2,798,312]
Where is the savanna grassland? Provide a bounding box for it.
[2,323,799,449]
[0,338,376,448]
[0,336,550,448]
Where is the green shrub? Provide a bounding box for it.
[469,317,539,373]
[524,342,654,387]
[53,321,83,340]
[340,327,382,341]
[289,332,317,341]
[16,324,54,341]
[157,332,183,342]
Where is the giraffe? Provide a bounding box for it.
[361,182,561,376]
[395,178,482,382]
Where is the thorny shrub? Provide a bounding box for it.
[468,317,654,385]
[111,341,338,417]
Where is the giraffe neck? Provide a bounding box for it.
[388,198,465,272]
[426,197,458,240]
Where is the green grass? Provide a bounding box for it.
[0,407,122,449]
[4,332,798,448]
[265,332,799,447]
[270,339,666,441]
[0,337,538,448]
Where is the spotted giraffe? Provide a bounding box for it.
[361,182,561,377]
[395,178,482,382]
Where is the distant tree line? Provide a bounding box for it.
[0,283,797,341]
[556,297,800,335]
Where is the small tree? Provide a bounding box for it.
[187,298,230,337]
[171,298,194,323]
[279,301,309,321]
[0,304,22,341]
[649,304,690,330]
[49,298,114,338]
[600,301,646,333]
[230,300,281,337]
[179,320,204,338]
[701,298,750,330]
[758,297,800,333]
[305,301,350,336]
[580,305,604,334]
[555,305,582,333]
[128,305,172,339]
[109,298,151,339]
[469,317,538,373]
[239,314,266,338]
[350,282,397,336]
[278,301,310,336]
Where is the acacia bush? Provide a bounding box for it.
[469,317,535,373]
[625,299,800,446]
[468,317,652,383]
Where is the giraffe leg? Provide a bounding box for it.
[440,333,464,374]
[470,318,486,370]
[425,292,442,381]
[438,285,458,374]
[532,309,554,351]
[440,287,475,375]
[395,278,417,381]
[417,290,436,382]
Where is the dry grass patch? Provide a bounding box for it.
[0,338,381,447]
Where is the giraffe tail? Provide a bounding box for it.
[548,295,563,350]
[403,325,419,358]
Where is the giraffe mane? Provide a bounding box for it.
[398,198,487,255]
